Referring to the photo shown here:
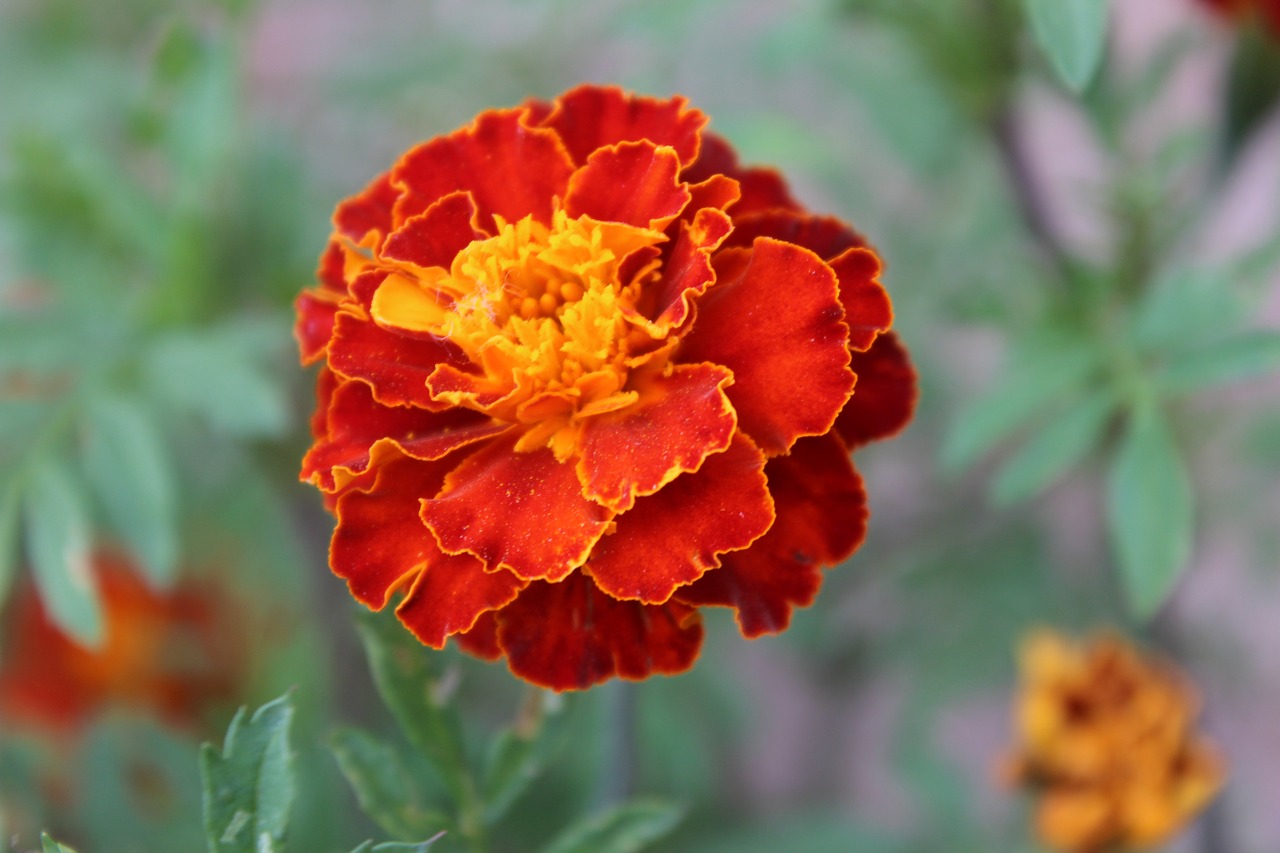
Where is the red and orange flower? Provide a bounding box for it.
[296,85,916,691]
[0,552,244,733]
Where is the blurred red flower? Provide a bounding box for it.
[296,84,916,691]
[1197,0,1280,36]
[0,552,244,733]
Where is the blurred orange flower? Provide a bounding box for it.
[295,84,916,691]
[0,552,244,734]
[1004,630,1225,852]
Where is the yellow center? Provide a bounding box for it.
[370,209,668,458]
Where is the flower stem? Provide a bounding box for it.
[598,680,637,808]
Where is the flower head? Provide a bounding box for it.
[0,552,244,733]
[296,85,916,691]
[1004,630,1225,852]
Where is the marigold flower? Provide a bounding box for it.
[296,84,916,691]
[1004,630,1225,852]
[0,552,244,733]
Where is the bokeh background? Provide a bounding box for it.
[1,0,1277,850]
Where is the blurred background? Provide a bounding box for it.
[0,0,1277,850]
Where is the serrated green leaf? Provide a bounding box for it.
[1106,403,1194,618]
[1154,332,1280,395]
[943,335,1100,471]
[330,727,450,840]
[1024,0,1109,93]
[355,611,470,807]
[41,833,79,853]
[991,390,1116,505]
[80,394,178,587]
[200,693,296,853]
[23,459,102,647]
[145,328,288,439]
[539,799,683,853]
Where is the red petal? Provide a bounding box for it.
[335,171,399,247]
[329,309,463,410]
[564,141,690,230]
[495,573,703,691]
[679,240,854,456]
[723,210,867,260]
[396,551,526,649]
[836,331,918,449]
[829,248,892,352]
[682,133,799,215]
[455,611,502,660]
[392,108,573,228]
[295,289,342,365]
[633,207,733,335]
[577,363,735,512]
[302,379,507,492]
[585,433,774,603]
[541,85,707,167]
[678,432,866,636]
[421,436,614,581]
[330,452,454,608]
[317,241,347,293]
[380,191,483,271]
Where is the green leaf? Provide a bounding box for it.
[991,390,1116,505]
[1131,268,1245,352]
[200,693,296,853]
[539,799,683,853]
[145,328,288,439]
[943,334,1100,471]
[80,394,178,587]
[330,726,450,840]
[347,837,447,853]
[1024,0,1109,93]
[23,458,102,647]
[354,611,470,807]
[1106,402,1194,618]
[0,483,20,611]
[1154,332,1280,395]
[481,691,568,824]
[41,833,80,853]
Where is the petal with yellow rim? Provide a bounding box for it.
[396,551,527,649]
[564,141,691,231]
[541,85,707,167]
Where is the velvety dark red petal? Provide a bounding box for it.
[634,207,733,334]
[392,108,574,229]
[380,191,484,271]
[836,331,918,449]
[295,289,342,365]
[585,433,774,603]
[330,452,455,608]
[829,248,892,352]
[302,379,508,492]
[564,141,690,230]
[329,309,463,410]
[495,573,704,691]
[396,551,526,649]
[682,132,799,215]
[421,436,614,582]
[335,171,400,247]
[722,210,867,260]
[542,85,707,167]
[577,363,735,512]
[454,611,502,660]
[678,240,854,456]
[677,432,866,636]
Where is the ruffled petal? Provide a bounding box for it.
[421,435,614,581]
[723,210,867,260]
[564,141,691,230]
[303,379,508,492]
[455,611,502,660]
[836,331,918,449]
[829,248,893,352]
[330,452,455,608]
[678,240,855,455]
[396,551,526,649]
[630,207,732,336]
[380,190,484,271]
[329,309,464,410]
[577,363,735,512]
[495,573,703,691]
[335,171,399,247]
[681,132,799,215]
[585,433,774,603]
[392,108,574,228]
[295,288,342,365]
[541,85,707,167]
[677,432,866,636]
